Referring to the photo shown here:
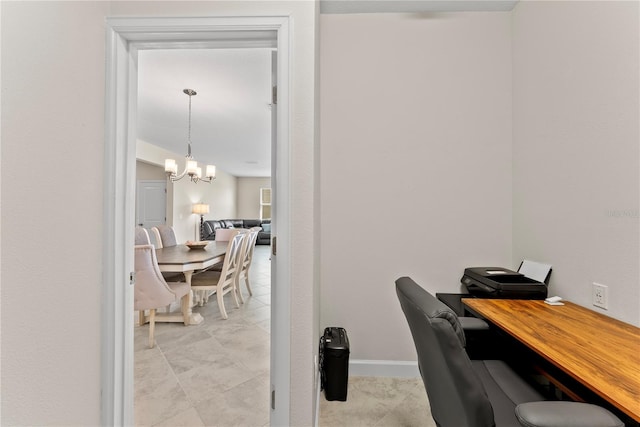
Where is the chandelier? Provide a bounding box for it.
[164,89,216,183]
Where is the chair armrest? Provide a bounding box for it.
[459,316,489,331]
[515,401,624,427]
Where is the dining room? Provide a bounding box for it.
[133,45,274,426]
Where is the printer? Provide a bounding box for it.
[461,262,551,300]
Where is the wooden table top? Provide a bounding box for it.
[155,242,227,271]
[463,298,640,422]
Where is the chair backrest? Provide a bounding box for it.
[395,276,495,427]
[155,224,177,247]
[135,226,151,245]
[134,245,178,311]
[215,228,247,242]
[150,227,162,248]
[240,229,260,271]
[218,231,248,285]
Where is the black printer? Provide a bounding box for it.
[461,266,548,299]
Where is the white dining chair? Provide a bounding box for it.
[134,244,190,348]
[234,228,260,303]
[214,228,246,242]
[191,231,247,319]
[207,227,245,274]
[150,225,182,286]
[154,224,178,247]
[135,226,151,245]
[150,227,162,248]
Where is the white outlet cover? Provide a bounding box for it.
[593,282,608,309]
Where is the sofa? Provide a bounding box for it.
[202,219,271,245]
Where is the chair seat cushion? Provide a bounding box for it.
[459,316,490,331]
[166,281,190,299]
[515,402,624,427]
[191,270,222,287]
[162,272,183,282]
[472,360,544,427]
[208,263,223,272]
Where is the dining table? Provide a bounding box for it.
[154,241,227,325]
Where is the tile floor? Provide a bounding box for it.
[134,245,272,427]
[319,376,436,427]
[134,244,436,426]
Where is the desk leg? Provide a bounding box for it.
[183,271,204,325]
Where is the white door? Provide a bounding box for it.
[136,180,166,228]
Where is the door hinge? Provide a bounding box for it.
[271,236,276,256]
[272,86,277,105]
[129,272,135,285]
[271,389,275,410]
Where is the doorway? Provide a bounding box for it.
[134,47,272,426]
[104,17,292,426]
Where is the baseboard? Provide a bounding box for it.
[349,359,420,378]
[314,370,321,427]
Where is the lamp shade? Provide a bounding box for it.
[192,203,210,215]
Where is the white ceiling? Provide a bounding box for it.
[320,0,519,13]
[137,48,273,178]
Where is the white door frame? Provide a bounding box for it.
[103,16,291,426]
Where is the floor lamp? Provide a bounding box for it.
[192,203,210,241]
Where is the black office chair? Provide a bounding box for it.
[395,276,624,427]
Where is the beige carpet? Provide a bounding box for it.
[319,376,437,427]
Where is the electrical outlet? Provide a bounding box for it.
[592,282,608,309]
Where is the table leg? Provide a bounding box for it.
[182,270,204,325]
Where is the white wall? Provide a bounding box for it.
[512,1,640,325]
[172,170,237,241]
[237,177,271,219]
[1,1,318,425]
[320,12,513,361]
[1,2,109,424]
[136,160,165,180]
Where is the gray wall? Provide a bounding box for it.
[320,11,514,361]
[512,1,639,325]
[237,177,271,219]
[320,1,639,366]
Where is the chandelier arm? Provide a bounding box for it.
[170,170,187,182]
[164,88,215,185]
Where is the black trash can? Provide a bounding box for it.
[320,327,349,401]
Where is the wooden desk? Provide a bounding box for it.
[463,298,640,423]
[154,242,227,325]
